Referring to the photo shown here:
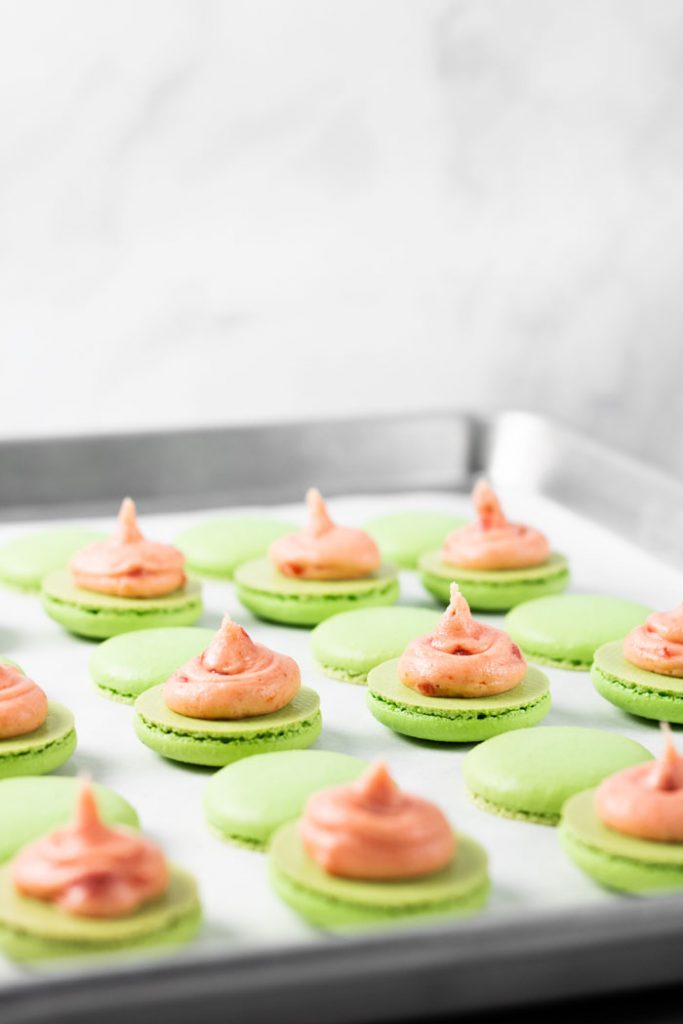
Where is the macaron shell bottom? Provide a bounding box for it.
[418,551,569,612]
[41,571,203,640]
[366,661,551,743]
[134,685,322,767]
[234,558,400,627]
[0,865,200,960]
[0,702,76,779]
[269,822,489,930]
[591,641,683,723]
[560,790,683,893]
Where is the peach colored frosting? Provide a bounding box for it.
[0,664,48,740]
[441,480,550,570]
[70,498,186,597]
[269,488,381,581]
[624,604,683,678]
[596,724,683,843]
[398,583,527,698]
[163,614,300,720]
[300,761,455,880]
[11,781,169,918]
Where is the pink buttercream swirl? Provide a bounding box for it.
[300,761,455,880]
[624,604,683,678]
[12,781,169,918]
[163,614,300,720]
[0,664,48,740]
[441,480,550,570]
[398,583,527,697]
[269,488,381,580]
[70,498,186,597]
[596,724,683,843]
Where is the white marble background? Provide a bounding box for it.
[1,0,682,474]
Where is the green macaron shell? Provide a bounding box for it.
[363,512,467,570]
[0,528,105,593]
[0,777,139,862]
[234,558,400,627]
[90,627,216,704]
[269,821,489,929]
[505,595,651,671]
[419,551,570,612]
[0,702,76,779]
[41,570,204,640]
[310,606,441,684]
[462,727,653,825]
[175,518,299,579]
[560,790,683,893]
[0,865,200,960]
[592,641,683,723]
[204,750,367,849]
[134,685,322,767]
[366,660,550,743]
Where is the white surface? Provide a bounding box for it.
[0,488,682,988]
[1,1,683,475]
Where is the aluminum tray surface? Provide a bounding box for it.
[0,488,682,1020]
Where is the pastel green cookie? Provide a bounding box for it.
[175,518,298,579]
[0,864,200,960]
[363,512,467,570]
[234,558,400,627]
[0,777,139,862]
[310,606,441,684]
[0,528,105,593]
[134,685,322,767]
[505,595,651,670]
[463,727,652,825]
[592,641,683,722]
[0,702,76,779]
[204,750,366,849]
[419,550,570,612]
[270,821,488,930]
[560,789,683,892]
[366,660,550,743]
[41,570,204,640]
[90,627,215,704]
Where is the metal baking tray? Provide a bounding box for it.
[1,409,683,1024]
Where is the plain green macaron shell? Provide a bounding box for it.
[462,727,653,825]
[0,702,76,779]
[204,750,366,849]
[560,790,683,893]
[419,551,570,612]
[0,528,105,593]
[134,685,322,767]
[0,865,201,960]
[269,821,489,930]
[310,606,441,684]
[0,776,139,862]
[592,641,683,723]
[41,570,204,640]
[175,518,299,580]
[505,595,651,671]
[234,558,400,627]
[367,660,550,743]
[363,512,467,570]
[90,627,216,704]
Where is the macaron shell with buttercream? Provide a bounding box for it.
[0,701,76,779]
[592,640,683,722]
[41,570,203,640]
[418,550,569,612]
[134,684,322,767]
[366,660,550,743]
[560,790,683,893]
[234,558,400,627]
[0,528,106,593]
